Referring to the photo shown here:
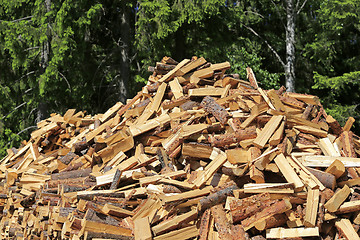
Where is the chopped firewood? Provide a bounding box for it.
[266,227,319,239]
[1,56,359,240]
[324,185,351,212]
[335,219,360,240]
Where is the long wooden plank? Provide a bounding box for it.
[304,188,319,227]
[158,59,190,82]
[266,227,319,239]
[302,155,360,167]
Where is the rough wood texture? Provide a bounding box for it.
[1,55,359,240]
[201,96,230,125]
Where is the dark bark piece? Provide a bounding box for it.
[72,140,88,153]
[198,183,238,212]
[326,115,343,136]
[200,96,230,125]
[156,62,176,72]
[110,169,122,190]
[51,168,92,180]
[85,208,122,226]
[306,167,336,190]
[59,151,78,165]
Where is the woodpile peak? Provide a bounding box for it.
[1,56,360,239]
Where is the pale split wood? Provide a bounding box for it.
[274,154,304,191]
[304,188,319,227]
[192,148,227,189]
[158,59,190,83]
[324,185,351,212]
[335,218,360,240]
[302,155,360,167]
[153,225,198,240]
[188,88,225,97]
[169,78,183,99]
[266,227,319,239]
[318,138,341,156]
[253,115,283,148]
[134,216,152,240]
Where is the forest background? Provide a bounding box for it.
[0,0,359,157]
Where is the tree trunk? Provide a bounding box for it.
[119,2,130,104]
[37,0,51,123]
[285,0,296,92]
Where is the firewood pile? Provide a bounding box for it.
[1,56,360,240]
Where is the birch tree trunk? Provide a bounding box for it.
[118,2,130,104]
[36,0,51,123]
[285,0,296,92]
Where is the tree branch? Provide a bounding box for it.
[296,0,308,15]
[58,71,72,93]
[0,16,33,23]
[241,24,286,68]
[2,102,28,120]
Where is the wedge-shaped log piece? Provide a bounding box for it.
[318,137,341,156]
[169,78,183,99]
[293,125,327,138]
[101,203,134,218]
[274,154,304,191]
[335,219,360,240]
[253,115,283,148]
[192,148,227,189]
[336,200,360,214]
[176,57,206,76]
[139,170,186,187]
[162,186,212,204]
[182,143,213,159]
[325,159,345,179]
[209,126,257,148]
[324,185,351,212]
[199,209,211,240]
[200,96,230,125]
[198,183,238,211]
[266,227,319,239]
[153,225,199,240]
[130,114,171,137]
[134,217,152,240]
[304,188,319,227]
[243,183,294,194]
[226,148,249,164]
[343,117,355,131]
[152,209,197,236]
[241,199,292,231]
[158,59,190,83]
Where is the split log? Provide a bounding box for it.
[198,183,238,212]
[200,96,230,125]
[209,126,257,148]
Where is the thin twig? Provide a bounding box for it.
[296,0,308,15]
[241,23,286,68]
[58,71,72,92]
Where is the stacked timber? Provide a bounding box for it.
[1,56,360,239]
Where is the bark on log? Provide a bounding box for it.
[200,96,230,125]
[59,151,78,165]
[209,126,257,148]
[326,115,343,136]
[198,183,238,212]
[306,167,336,190]
[51,168,92,180]
[198,209,211,240]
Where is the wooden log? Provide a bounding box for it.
[318,137,341,157]
[209,126,257,148]
[266,227,319,239]
[341,131,357,158]
[241,199,292,231]
[109,169,122,190]
[274,154,304,191]
[326,115,343,136]
[182,143,213,159]
[335,200,360,214]
[51,168,91,180]
[101,203,134,218]
[253,115,283,149]
[302,155,360,167]
[335,219,360,240]
[153,226,198,240]
[254,213,288,231]
[133,217,152,240]
[343,117,355,131]
[324,185,351,212]
[199,209,211,240]
[198,183,238,212]
[192,148,227,189]
[151,209,197,236]
[306,167,336,190]
[211,204,240,240]
[304,188,319,227]
[162,186,212,204]
[246,67,258,89]
[200,96,230,125]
